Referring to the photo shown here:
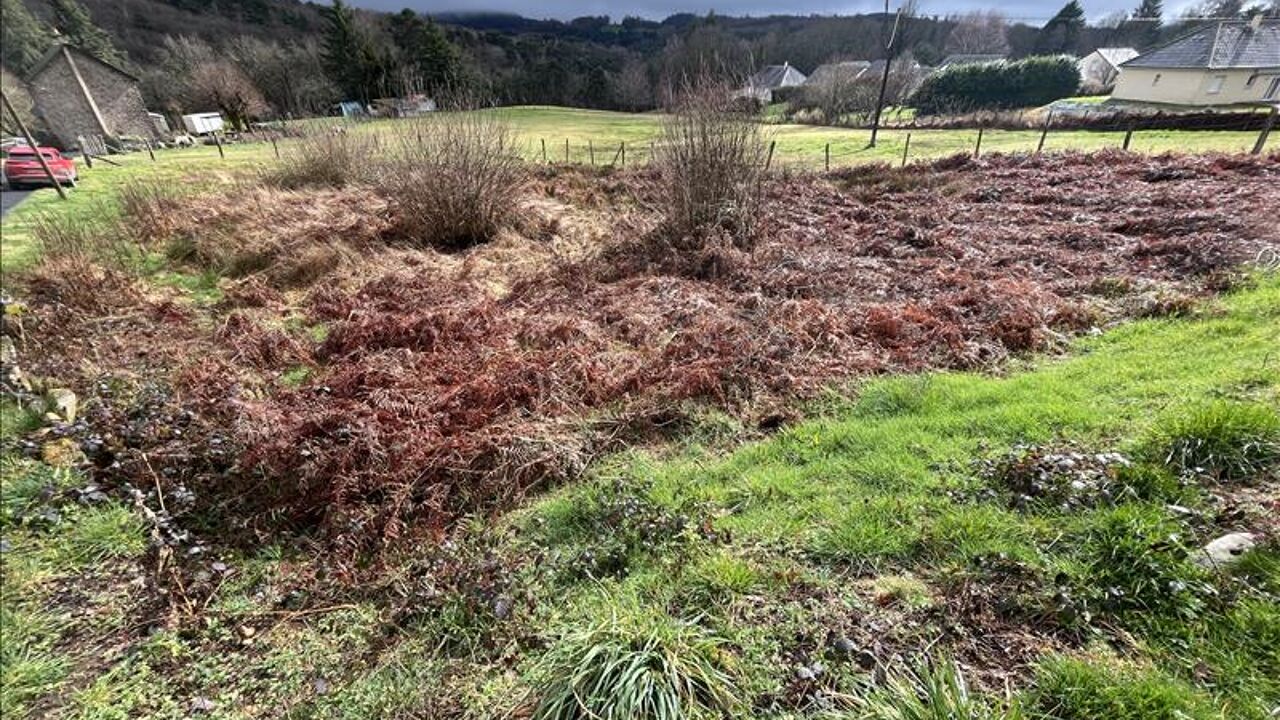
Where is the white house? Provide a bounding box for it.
[1077,47,1139,92]
[741,62,808,102]
[1112,17,1280,106]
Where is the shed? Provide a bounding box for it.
[26,41,157,148]
[182,112,224,135]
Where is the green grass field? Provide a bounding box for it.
[2,104,1267,273]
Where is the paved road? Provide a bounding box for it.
[1,188,34,218]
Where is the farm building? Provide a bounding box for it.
[937,54,1005,70]
[1077,47,1139,92]
[1112,17,1280,106]
[742,62,808,102]
[25,41,157,148]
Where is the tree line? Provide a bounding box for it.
[3,0,1278,133]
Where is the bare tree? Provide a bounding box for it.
[944,12,1010,55]
[188,59,271,129]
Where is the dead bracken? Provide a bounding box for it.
[14,151,1280,558]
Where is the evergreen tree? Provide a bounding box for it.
[1036,1,1086,55]
[1134,0,1164,21]
[321,0,378,101]
[2,0,52,74]
[1131,0,1163,47]
[47,0,126,66]
[388,9,459,95]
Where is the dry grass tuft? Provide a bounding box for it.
[379,111,527,250]
[264,131,374,189]
[654,80,769,249]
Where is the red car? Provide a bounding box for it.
[3,145,77,189]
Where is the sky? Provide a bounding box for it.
[342,0,1207,23]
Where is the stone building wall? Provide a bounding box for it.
[28,48,156,147]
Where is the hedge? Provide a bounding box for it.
[912,56,1081,115]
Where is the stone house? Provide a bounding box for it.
[26,42,156,148]
[741,62,808,103]
[1112,18,1280,106]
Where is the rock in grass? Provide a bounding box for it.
[41,437,86,467]
[47,388,77,423]
[1195,532,1257,568]
[189,697,216,714]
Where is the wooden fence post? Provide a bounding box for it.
[271,136,279,159]
[1122,121,1135,151]
[213,131,225,159]
[1253,106,1277,155]
[79,141,94,169]
[588,140,595,166]
[974,126,984,158]
[1036,112,1053,154]
[541,138,547,164]
[565,138,570,163]
[146,140,156,161]
[765,139,776,170]
[620,141,626,167]
[901,132,911,167]
[1,90,65,199]
[824,143,830,171]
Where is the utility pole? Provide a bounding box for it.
[2,90,66,200]
[869,0,911,149]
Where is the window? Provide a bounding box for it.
[1267,77,1280,100]
[1152,73,1162,86]
[1207,75,1226,94]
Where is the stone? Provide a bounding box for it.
[1196,532,1257,568]
[47,388,77,423]
[189,697,216,714]
[831,636,856,655]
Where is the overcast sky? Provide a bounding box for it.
[343,0,1206,23]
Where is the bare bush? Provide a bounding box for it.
[654,81,768,248]
[117,180,182,243]
[378,111,526,251]
[264,129,372,189]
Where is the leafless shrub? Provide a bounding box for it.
[654,80,768,249]
[378,110,526,251]
[28,214,139,312]
[264,129,373,189]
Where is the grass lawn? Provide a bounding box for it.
[2,105,1266,274]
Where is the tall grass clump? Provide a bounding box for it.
[1028,656,1219,720]
[380,110,525,250]
[530,609,738,720]
[852,656,1022,720]
[654,80,768,249]
[265,130,372,189]
[1140,401,1280,482]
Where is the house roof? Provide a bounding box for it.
[1122,20,1280,70]
[1088,47,1139,68]
[748,63,807,89]
[938,54,1005,69]
[26,41,139,83]
[806,61,871,85]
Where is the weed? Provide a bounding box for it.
[265,131,372,189]
[851,656,1022,720]
[1028,655,1220,720]
[530,607,739,720]
[1140,401,1280,482]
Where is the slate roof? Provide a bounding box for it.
[747,63,808,89]
[806,61,871,85]
[1123,20,1280,69]
[938,54,1005,69]
[26,41,139,82]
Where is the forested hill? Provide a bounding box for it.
[6,0,1266,127]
